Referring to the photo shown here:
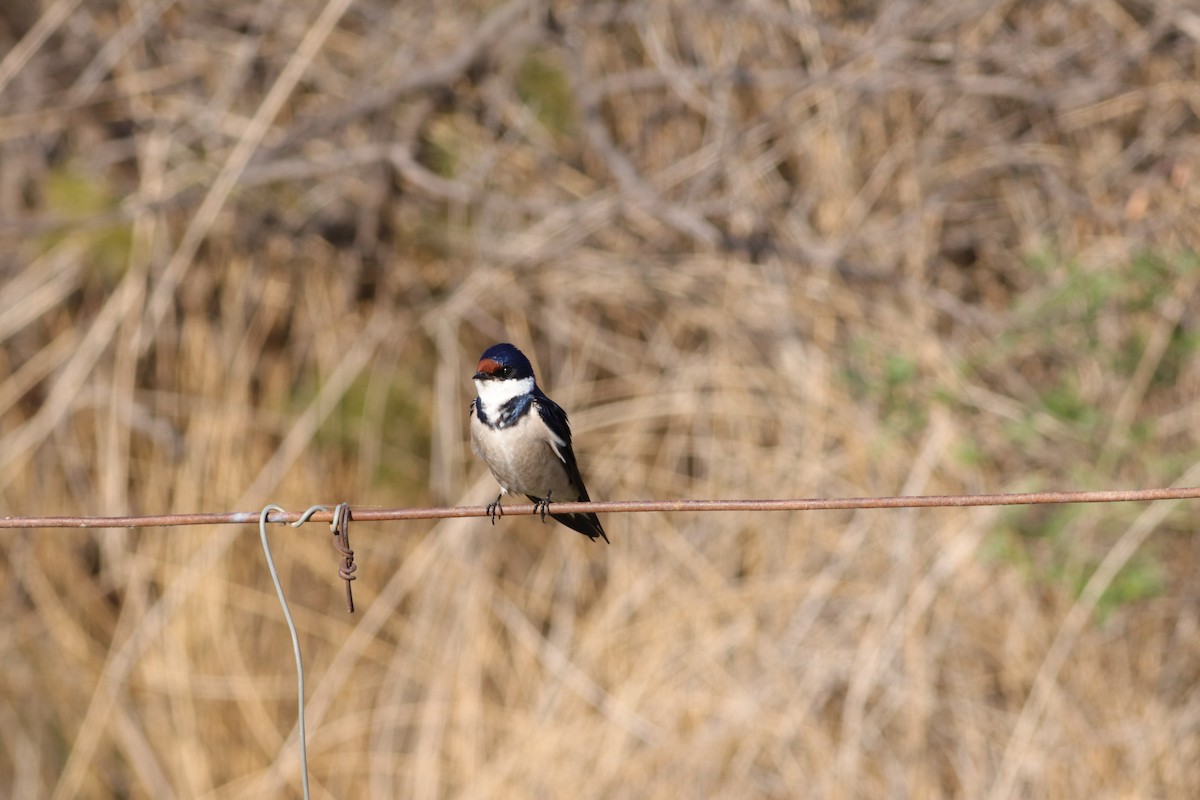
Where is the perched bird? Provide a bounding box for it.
[469,343,608,543]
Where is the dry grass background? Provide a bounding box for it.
[2,0,1200,797]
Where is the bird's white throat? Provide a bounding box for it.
[474,376,535,419]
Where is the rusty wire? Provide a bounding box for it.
[330,502,356,613]
[3,486,1200,529]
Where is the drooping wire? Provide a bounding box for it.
[259,503,327,800]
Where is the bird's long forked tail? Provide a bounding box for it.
[550,511,609,543]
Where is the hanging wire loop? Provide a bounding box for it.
[330,502,356,613]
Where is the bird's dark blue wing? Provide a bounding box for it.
[531,388,608,543]
[531,388,572,456]
[532,390,585,492]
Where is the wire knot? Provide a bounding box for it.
[330,502,356,613]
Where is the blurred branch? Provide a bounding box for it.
[137,0,363,355]
[0,0,82,96]
[262,0,542,159]
[566,26,722,249]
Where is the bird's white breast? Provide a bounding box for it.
[470,403,576,500]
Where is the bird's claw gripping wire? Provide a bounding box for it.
[486,494,504,525]
[533,490,553,523]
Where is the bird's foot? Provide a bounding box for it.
[533,490,553,523]
[486,494,504,525]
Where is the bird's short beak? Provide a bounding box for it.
[472,371,490,381]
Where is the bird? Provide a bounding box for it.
[468,342,609,543]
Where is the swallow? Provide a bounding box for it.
[469,343,609,543]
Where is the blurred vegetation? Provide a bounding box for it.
[2,0,1199,798]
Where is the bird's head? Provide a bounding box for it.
[473,343,537,411]
[473,343,535,383]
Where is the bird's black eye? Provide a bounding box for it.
[498,366,512,377]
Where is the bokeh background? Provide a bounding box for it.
[3,0,1200,797]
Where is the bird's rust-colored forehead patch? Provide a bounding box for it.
[476,357,501,374]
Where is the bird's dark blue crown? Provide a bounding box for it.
[474,342,535,381]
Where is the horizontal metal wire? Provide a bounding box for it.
[3,486,1200,529]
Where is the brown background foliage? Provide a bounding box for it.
[2,0,1199,797]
